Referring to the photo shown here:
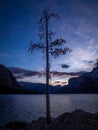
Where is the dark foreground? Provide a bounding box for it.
[0,109,98,130]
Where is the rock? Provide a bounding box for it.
[2,109,98,130]
[5,121,27,129]
[26,117,46,130]
[45,109,98,130]
[96,112,98,119]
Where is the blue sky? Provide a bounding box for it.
[0,0,98,85]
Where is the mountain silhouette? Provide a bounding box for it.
[0,64,38,94]
[18,82,62,94]
[0,64,98,94]
[60,66,98,93]
[0,64,20,92]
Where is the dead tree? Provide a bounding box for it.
[29,9,71,124]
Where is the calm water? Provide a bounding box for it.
[0,94,98,125]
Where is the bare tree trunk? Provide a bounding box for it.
[45,16,51,125]
[29,9,70,125]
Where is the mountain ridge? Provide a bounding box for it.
[0,64,98,93]
[0,64,39,94]
[60,66,98,93]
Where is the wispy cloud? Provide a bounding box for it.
[9,67,43,78]
[9,67,84,80]
[53,80,68,86]
[9,67,84,86]
[50,71,84,77]
[68,47,97,71]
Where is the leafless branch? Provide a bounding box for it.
[49,38,66,48]
[29,41,45,53]
[50,47,71,58]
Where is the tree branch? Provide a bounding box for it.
[50,47,71,58]
[49,38,66,48]
[29,41,45,53]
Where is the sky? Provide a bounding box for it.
[0,0,98,86]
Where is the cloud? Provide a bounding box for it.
[61,64,70,69]
[66,45,98,71]
[14,72,43,79]
[14,74,26,79]
[9,67,84,80]
[53,80,68,86]
[50,71,84,77]
[54,81,61,84]
[51,0,98,74]
[9,67,43,79]
[83,60,94,64]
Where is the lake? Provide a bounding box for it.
[0,94,98,125]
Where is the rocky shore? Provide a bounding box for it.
[0,109,98,130]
